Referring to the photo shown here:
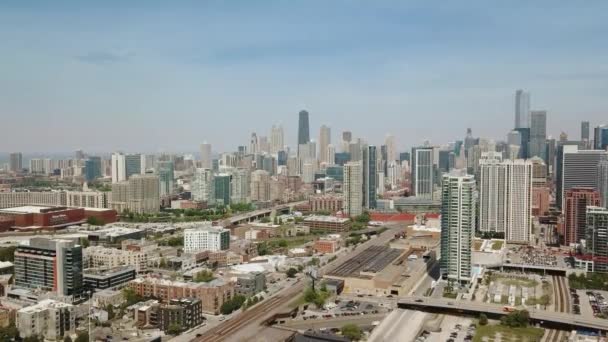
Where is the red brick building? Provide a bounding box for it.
[309,195,344,214]
[532,187,551,217]
[84,208,117,224]
[314,238,340,254]
[564,187,600,246]
[0,206,86,231]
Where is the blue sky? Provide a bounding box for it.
[1,1,607,154]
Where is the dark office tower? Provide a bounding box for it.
[582,121,590,141]
[556,144,608,210]
[334,152,351,166]
[515,89,530,129]
[514,128,530,159]
[529,111,547,161]
[380,145,388,176]
[125,153,142,179]
[298,110,310,145]
[342,131,352,143]
[464,128,476,157]
[594,125,608,150]
[399,152,411,163]
[362,145,377,209]
[277,150,288,166]
[85,156,102,182]
[14,238,83,296]
[438,150,451,173]
[9,152,22,172]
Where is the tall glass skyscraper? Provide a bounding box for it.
[515,89,530,129]
[529,110,547,161]
[440,170,476,285]
[298,110,310,146]
[362,145,377,209]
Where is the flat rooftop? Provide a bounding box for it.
[0,205,53,214]
[304,215,350,223]
[328,245,403,278]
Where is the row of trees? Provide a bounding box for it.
[303,285,331,309]
[568,272,608,290]
[220,295,247,315]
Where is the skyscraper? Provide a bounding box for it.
[581,121,590,146]
[157,161,175,197]
[598,158,608,208]
[385,134,396,162]
[584,206,608,272]
[250,170,271,202]
[297,110,310,155]
[479,157,533,242]
[529,110,547,161]
[9,152,22,172]
[362,145,377,210]
[556,145,607,209]
[200,142,212,169]
[14,237,83,296]
[230,168,250,204]
[125,154,142,179]
[214,173,231,206]
[111,152,126,183]
[249,133,259,155]
[270,125,284,154]
[411,146,435,199]
[594,125,608,150]
[319,125,331,164]
[192,168,215,205]
[342,131,352,152]
[515,89,530,129]
[85,156,102,182]
[514,128,530,159]
[343,161,363,217]
[327,145,336,165]
[440,170,476,285]
[564,187,600,245]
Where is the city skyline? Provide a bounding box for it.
[2,1,608,153]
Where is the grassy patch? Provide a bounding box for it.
[443,292,458,299]
[489,274,539,288]
[500,295,509,304]
[491,240,503,250]
[473,324,544,342]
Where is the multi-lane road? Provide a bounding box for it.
[192,223,405,342]
[398,295,608,331]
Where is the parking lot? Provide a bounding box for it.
[296,299,386,321]
[424,315,475,342]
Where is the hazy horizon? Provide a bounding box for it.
[2,1,607,154]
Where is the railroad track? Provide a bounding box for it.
[195,293,296,342]
[192,225,403,342]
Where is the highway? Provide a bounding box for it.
[227,200,308,225]
[193,223,406,342]
[398,296,608,331]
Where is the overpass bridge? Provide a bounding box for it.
[398,296,608,332]
[227,201,308,226]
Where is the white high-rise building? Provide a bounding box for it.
[440,170,476,285]
[200,142,212,169]
[250,133,259,155]
[598,158,608,208]
[387,161,402,189]
[258,136,270,153]
[319,125,331,164]
[327,144,336,165]
[230,168,251,204]
[343,161,363,216]
[302,162,315,183]
[111,152,126,183]
[411,147,434,199]
[184,223,230,253]
[270,125,284,154]
[192,168,215,204]
[377,171,385,195]
[479,157,533,242]
[385,134,397,162]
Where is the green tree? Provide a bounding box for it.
[122,287,144,307]
[64,336,73,342]
[0,246,17,262]
[79,237,90,248]
[539,294,551,308]
[75,332,89,342]
[286,267,298,278]
[194,270,215,283]
[500,310,530,328]
[167,323,183,335]
[0,325,19,340]
[159,257,167,268]
[86,216,104,226]
[341,324,363,341]
[257,242,269,256]
[23,336,42,342]
[479,313,488,326]
[278,239,288,248]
